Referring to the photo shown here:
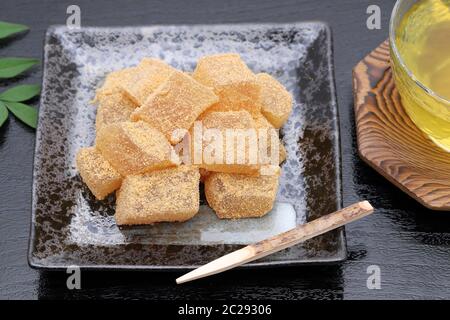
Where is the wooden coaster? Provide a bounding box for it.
[353,40,450,211]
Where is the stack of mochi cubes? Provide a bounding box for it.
[76,53,293,225]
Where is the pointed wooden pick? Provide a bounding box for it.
[176,201,374,284]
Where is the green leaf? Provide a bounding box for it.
[4,101,37,128]
[0,57,39,79]
[0,84,41,102]
[0,102,8,128]
[0,21,29,39]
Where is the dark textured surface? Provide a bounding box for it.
[1,0,450,300]
[30,23,344,269]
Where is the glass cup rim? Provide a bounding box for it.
[389,0,450,105]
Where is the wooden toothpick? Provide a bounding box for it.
[176,201,374,284]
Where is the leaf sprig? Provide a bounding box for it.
[0,21,28,39]
[0,85,40,128]
[0,57,39,79]
[0,21,40,129]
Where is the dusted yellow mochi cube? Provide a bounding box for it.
[120,58,176,106]
[95,92,136,132]
[193,53,255,87]
[115,166,200,225]
[131,70,218,144]
[94,67,137,100]
[193,110,261,175]
[201,84,261,117]
[205,171,280,219]
[253,112,273,128]
[256,73,293,128]
[193,53,261,116]
[96,121,179,176]
[76,147,122,200]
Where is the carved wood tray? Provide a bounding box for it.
[353,41,450,211]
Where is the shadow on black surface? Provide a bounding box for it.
[37,265,344,300]
[0,71,38,88]
[0,31,29,49]
[0,118,10,146]
[0,97,39,139]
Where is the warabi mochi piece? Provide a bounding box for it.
[203,84,262,117]
[94,67,137,101]
[259,164,281,176]
[201,110,255,129]
[205,170,280,219]
[193,53,261,116]
[131,70,218,144]
[76,147,122,200]
[253,113,287,166]
[195,111,261,175]
[115,166,200,225]
[96,121,179,176]
[95,92,136,132]
[193,53,255,88]
[119,58,176,106]
[253,112,273,128]
[256,73,293,128]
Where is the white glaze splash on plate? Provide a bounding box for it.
[69,203,297,246]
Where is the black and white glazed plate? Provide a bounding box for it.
[29,23,344,270]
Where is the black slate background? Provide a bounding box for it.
[1,0,450,300]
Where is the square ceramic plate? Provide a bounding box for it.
[29,23,344,270]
